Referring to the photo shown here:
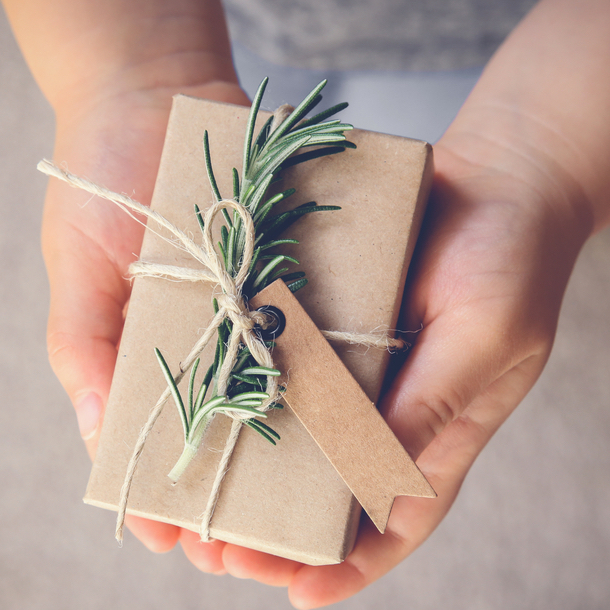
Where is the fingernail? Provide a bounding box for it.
[75,393,103,440]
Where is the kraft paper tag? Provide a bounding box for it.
[250,280,436,533]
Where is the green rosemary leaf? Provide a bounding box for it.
[230,399,265,407]
[233,213,246,264]
[241,182,255,204]
[302,134,348,147]
[259,253,300,265]
[229,390,269,402]
[194,204,205,234]
[231,350,252,375]
[232,168,240,201]
[251,135,311,188]
[188,395,227,440]
[253,200,275,227]
[188,358,200,422]
[203,131,222,201]
[276,271,306,283]
[155,348,189,438]
[297,101,349,129]
[266,187,297,207]
[227,225,236,276]
[218,240,227,269]
[247,246,262,276]
[259,238,299,250]
[262,204,341,239]
[253,188,296,225]
[231,373,264,386]
[287,277,308,293]
[244,419,278,445]
[212,298,219,315]
[192,363,214,421]
[263,80,327,149]
[217,316,228,345]
[213,333,224,377]
[203,363,214,387]
[249,418,281,440]
[220,225,229,250]
[280,146,348,171]
[216,404,268,418]
[254,115,274,149]
[240,366,281,377]
[244,173,274,215]
[221,207,233,228]
[266,122,352,154]
[267,267,290,286]
[252,255,289,289]
[194,382,208,415]
[243,77,269,175]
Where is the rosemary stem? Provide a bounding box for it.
[168,413,212,481]
[168,443,200,482]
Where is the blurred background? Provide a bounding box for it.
[1,7,609,610]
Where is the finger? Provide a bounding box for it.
[382,296,549,460]
[43,178,135,459]
[288,364,527,609]
[42,175,179,555]
[124,515,180,553]
[180,529,227,575]
[222,544,300,586]
[287,474,460,609]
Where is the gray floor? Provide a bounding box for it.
[2,10,610,610]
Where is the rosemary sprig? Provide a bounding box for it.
[159,78,353,482]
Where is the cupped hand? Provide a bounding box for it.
[44,77,594,605]
[179,130,593,606]
[42,80,250,553]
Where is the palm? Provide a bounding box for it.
[179,142,587,607]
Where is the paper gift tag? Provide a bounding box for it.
[250,280,436,533]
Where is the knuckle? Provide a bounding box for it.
[415,392,463,437]
[46,331,80,376]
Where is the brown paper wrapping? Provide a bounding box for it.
[84,95,433,565]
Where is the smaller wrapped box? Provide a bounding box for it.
[84,95,433,565]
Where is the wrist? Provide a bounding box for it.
[5,0,241,117]
[436,105,595,249]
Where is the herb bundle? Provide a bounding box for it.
[156,78,355,482]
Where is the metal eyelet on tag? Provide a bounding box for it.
[254,305,286,341]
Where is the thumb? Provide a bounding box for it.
[42,176,135,459]
[382,297,550,463]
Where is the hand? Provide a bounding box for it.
[19,0,609,603]
[180,2,609,603]
[42,80,250,551]
[178,129,593,605]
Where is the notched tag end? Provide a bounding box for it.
[250,280,437,534]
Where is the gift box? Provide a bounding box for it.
[83,94,433,565]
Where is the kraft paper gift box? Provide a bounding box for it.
[84,94,433,565]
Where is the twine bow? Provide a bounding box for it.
[123,199,286,542]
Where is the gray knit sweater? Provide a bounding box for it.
[224,0,537,71]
